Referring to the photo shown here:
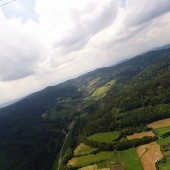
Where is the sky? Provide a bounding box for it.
[0,0,170,104]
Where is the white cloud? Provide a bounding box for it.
[0,11,43,81]
[125,0,170,26]
[0,0,170,104]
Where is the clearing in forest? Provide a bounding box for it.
[74,143,97,156]
[137,142,163,170]
[147,118,170,129]
[127,131,155,140]
[91,80,115,101]
[88,131,120,143]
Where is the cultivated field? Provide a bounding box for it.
[147,118,170,129]
[111,163,124,170]
[155,127,170,169]
[79,164,97,170]
[74,143,97,156]
[68,151,114,168]
[69,149,143,170]
[154,126,170,136]
[158,157,170,170]
[123,149,142,170]
[137,142,163,170]
[88,131,120,143]
[157,136,170,158]
[127,131,155,140]
[157,136,170,146]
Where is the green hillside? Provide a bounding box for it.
[0,48,170,169]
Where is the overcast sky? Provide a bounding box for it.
[0,0,170,104]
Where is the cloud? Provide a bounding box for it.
[35,0,118,53]
[0,11,43,81]
[125,0,170,26]
[0,0,170,104]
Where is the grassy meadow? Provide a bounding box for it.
[123,149,142,170]
[88,131,120,143]
[154,126,170,136]
[68,149,142,169]
[74,143,97,156]
[155,126,170,169]
[68,151,114,168]
[158,157,170,170]
[91,80,115,101]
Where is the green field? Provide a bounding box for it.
[157,137,170,146]
[68,151,114,168]
[88,131,120,143]
[158,158,170,170]
[154,126,170,136]
[96,151,123,169]
[157,137,170,157]
[123,149,143,170]
[74,143,97,156]
[156,129,170,170]
[68,149,142,169]
[91,80,115,101]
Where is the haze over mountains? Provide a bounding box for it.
[1,0,170,106]
[0,46,170,169]
[0,44,169,109]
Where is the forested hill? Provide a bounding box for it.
[0,47,170,170]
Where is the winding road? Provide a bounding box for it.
[58,120,74,170]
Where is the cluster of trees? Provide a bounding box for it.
[114,136,158,150]
[0,83,83,170]
[83,103,170,136]
[120,126,150,136]
[162,132,170,138]
[83,54,170,135]
[155,157,167,169]
[83,136,158,151]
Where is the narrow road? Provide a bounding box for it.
[58,120,74,170]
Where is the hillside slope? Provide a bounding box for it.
[0,48,170,170]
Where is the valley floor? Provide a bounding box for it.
[59,118,170,170]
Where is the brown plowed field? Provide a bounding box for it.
[137,142,163,170]
[147,118,170,129]
[111,163,124,170]
[127,131,155,140]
